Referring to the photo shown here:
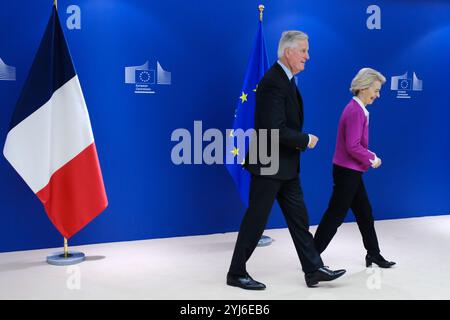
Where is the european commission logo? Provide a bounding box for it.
[124,60,171,94]
[390,71,422,99]
[0,57,16,81]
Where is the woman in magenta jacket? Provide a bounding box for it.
[314,68,395,268]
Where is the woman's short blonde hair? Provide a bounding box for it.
[350,68,386,96]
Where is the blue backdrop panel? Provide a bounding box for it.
[1,0,449,252]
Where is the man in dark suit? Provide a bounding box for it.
[227,31,346,289]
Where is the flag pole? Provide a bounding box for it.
[53,0,66,260]
[64,237,68,258]
[255,4,273,248]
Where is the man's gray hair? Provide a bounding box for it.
[277,30,308,59]
[350,68,386,96]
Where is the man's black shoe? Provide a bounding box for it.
[226,273,266,290]
[304,266,346,288]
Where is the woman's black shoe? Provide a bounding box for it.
[366,254,396,268]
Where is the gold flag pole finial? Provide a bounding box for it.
[64,237,68,258]
[259,4,265,22]
[54,0,57,10]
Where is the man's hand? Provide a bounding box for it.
[307,134,319,149]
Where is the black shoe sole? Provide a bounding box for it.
[306,280,319,288]
[366,261,396,268]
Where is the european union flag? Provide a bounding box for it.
[226,18,269,206]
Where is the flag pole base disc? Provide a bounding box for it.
[257,235,273,247]
[46,251,85,266]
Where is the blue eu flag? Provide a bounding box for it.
[226,19,270,206]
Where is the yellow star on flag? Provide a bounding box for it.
[229,129,234,138]
[231,147,239,157]
[239,92,248,103]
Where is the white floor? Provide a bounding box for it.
[1,215,450,300]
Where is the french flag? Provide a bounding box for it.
[3,6,108,239]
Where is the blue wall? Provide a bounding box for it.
[1,0,450,252]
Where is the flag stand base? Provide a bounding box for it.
[257,235,273,247]
[46,251,85,266]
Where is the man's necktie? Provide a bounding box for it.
[290,77,298,97]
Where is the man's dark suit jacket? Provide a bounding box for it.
[244,62,310,180]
